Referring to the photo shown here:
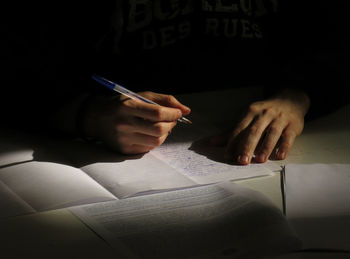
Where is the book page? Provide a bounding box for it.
[0,161,117,212]
[284,163,350,251]
[0,180,35,218]
[71,182,301,259]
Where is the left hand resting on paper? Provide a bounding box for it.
[210,88,310,165]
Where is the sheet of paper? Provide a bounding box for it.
[151,121,279,184]
[0,161,117,212]
[284,163,350,251]
[70,182,301,259]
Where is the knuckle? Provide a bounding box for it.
[268,126,281,135]
[248,125,261,136]
[166,94,176,103]
[247,101,263,114]
[277,112,286,120]
[152,107,163,120]
[121,98,135,109]
[140,91,153,98]
[154,124,167,136]
[247,103,258,113]
[263,107,276,116]
[152,137,164,146]
[154,107,164,120]
[282,141,292,149]
[283,129,297,139]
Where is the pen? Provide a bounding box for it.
[92,74,192,124]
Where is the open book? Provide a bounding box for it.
[70,181,301,259]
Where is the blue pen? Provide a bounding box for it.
[92,74,192,124]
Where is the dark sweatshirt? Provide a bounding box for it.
[1,1,348,134]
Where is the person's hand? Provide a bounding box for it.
[82,91,191,154]
[210,89,310,165]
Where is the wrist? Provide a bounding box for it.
[273,88,311,116]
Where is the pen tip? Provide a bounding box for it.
[182,117,192,124]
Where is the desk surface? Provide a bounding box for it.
[1,88,349,258]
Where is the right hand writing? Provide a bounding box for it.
[82,91,191,154]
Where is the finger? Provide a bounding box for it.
[98,131,154,155]
[227,115,274,165]
[223,112,256,163]
[120,99,182,122]
[254,120,286,163]
[133,119,177,137]
[140,92,191,115]
[229,112,256,141]
[211,104,261,149]
[119,144,154,155]
[119,132,167,148]
[275,126,297,160]
[109,142,154,155]
[114,119,176,137]
[229,101,267,138]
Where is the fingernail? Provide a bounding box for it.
[257,153,266,162]
[238,155,249,164]
[278,151,286,160]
